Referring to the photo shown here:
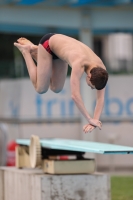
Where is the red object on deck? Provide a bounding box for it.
[59,156,68,160]
[6,141,18,166]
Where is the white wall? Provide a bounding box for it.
[0,78,80,119]
[0,78,81,141]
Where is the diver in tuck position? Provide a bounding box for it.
[14,33,108,133]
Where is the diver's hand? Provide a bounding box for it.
[88,118,102,130]
[83,124,96,134]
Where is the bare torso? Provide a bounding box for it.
[49,34,105,69]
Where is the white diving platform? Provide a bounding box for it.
[15,135,133,175]
[16,138,133,154]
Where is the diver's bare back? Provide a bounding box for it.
[49,34,103,68]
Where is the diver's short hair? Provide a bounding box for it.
[90,67,108,90]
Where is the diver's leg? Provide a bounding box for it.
[14,42,53,94]
[50,59,68,93]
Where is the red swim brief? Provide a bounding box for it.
[39,33,59,60]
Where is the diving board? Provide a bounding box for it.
[15,135,133,174]
[16,137,133,155]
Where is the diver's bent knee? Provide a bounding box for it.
[51,89,62,93]
[50,86,62,93]
[36,88,48,94]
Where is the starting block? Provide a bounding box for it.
[16,135,133,174]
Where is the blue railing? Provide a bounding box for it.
[0,0,133,6]
[67,0,133,6]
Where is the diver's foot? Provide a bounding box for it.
[17,37,37,53]
[17,37,33,46]
[14,42,31,54]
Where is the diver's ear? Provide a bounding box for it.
[87,73,91,79]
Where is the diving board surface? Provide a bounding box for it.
[16,138,133,155]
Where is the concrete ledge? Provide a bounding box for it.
[0,167,111,200]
